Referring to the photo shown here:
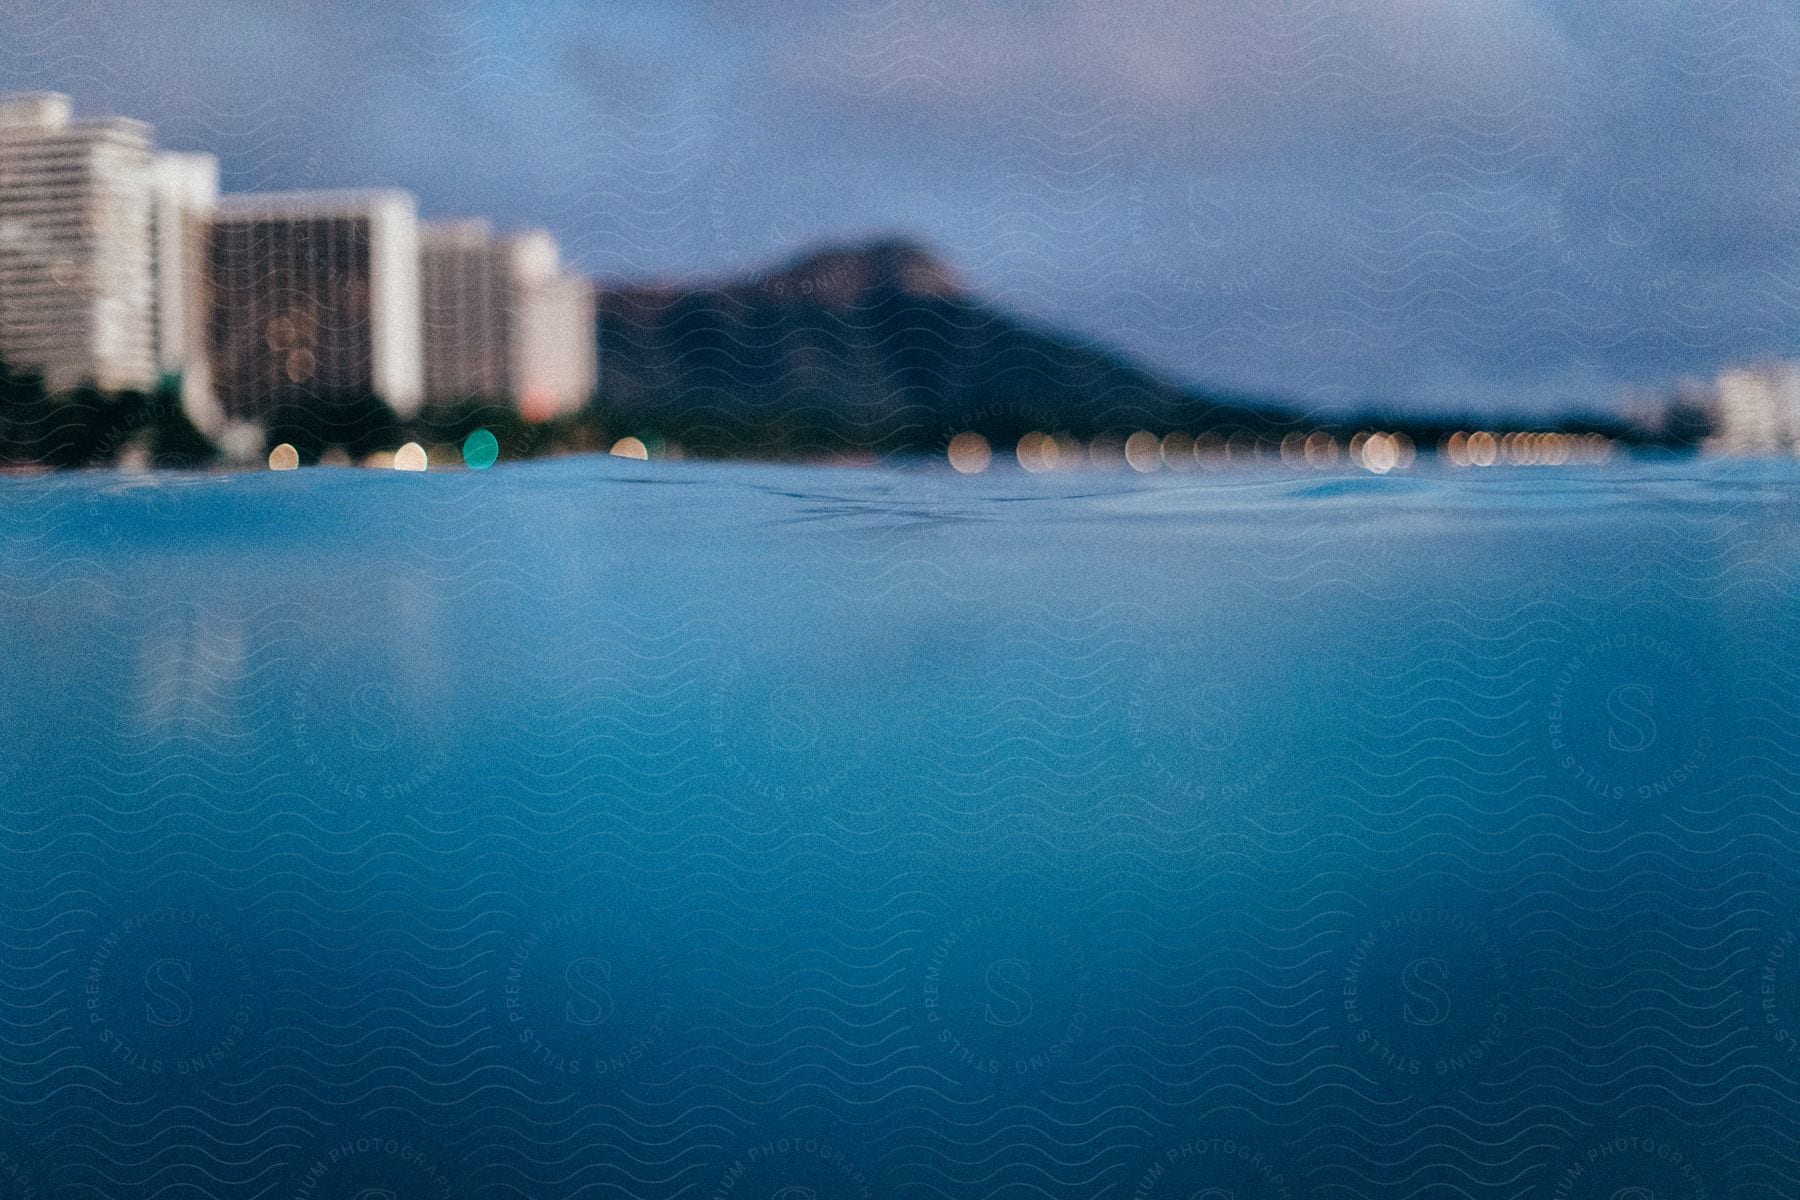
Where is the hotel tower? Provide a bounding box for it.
[0,92,158,393]
[207,189,424,422]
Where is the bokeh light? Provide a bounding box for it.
[1016,431,1054,473]
[948,431,992,474]
[1124,431,1161,473]
[462,428,499,470]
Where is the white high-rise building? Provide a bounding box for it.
[511,231,596,421]
[151,151,220,429]
[420,220,595,418]
[1708,362,1800,456]
[0,91,157,393]
[207,189,423,422]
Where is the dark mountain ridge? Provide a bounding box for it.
[594,238,1308,458]
[594,238,1678,459]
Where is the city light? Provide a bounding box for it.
[1160,431,1196,471]
[1304,432,1339,467]
[1123,431,1161,472]
[1016,431,1056,473]
[1357,433,1399,474]
[947,431,992,474]
[1443,430,1612,467]
[462,428,500,470]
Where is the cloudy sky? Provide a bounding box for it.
[2,0,1796,417]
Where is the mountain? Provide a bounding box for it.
[593,238,1298,457]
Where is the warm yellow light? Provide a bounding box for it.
[1087,436,1124,468]
[1361,433,1398,474]
[264,316,295,352]
[393,442,428,472]
[1304,431,1338,468]
[610,436,649,460]
[268,443,299,471]
[1124,431,1162,473]
[284,348,316,384]
[948,431,992,474]
[1016,431,1054,473]
[1467,431,1498,467]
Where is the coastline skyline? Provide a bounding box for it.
[0,81,1682,475]
[3,0,1796,418]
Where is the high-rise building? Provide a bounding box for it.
[1708,362,1800,456]
[420,219,514,405]
[0,91,157,393]
[207,189,423,423]
[151,151,220,429]
[420,221,595,418]
[511,232,596,422]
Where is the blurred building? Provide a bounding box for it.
[420,220,513,404]
[207,189,423,422]
[512,232,597,421]
[151,152,220,429]
[1707,361,1800,456]
[0,91,591,437]
[0,91,157,393]
[420,220,595,418]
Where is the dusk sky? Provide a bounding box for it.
[2,0,1796,417]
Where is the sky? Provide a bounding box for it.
[1,0,1797,418]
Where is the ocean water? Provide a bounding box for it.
[2,456,1798,1199]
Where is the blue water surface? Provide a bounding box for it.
[2,456,1798,1200]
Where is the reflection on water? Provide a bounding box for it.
[1,456,1798,1199]
[131,608,247,737]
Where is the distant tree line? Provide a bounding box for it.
[0,346,1712,473]
[260,392,605,466]
[0,357,216,470]
[0,357,608,470]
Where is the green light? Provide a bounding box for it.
[462,428,499,470]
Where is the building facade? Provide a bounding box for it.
[511,231,596,421]
[151,151,220,429]
[1708,362,1800,457]
[0,91,157,393]
[1,91,592,440]
[208,189,423,422]
[420,219,514,405]
[420,221,596,418]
